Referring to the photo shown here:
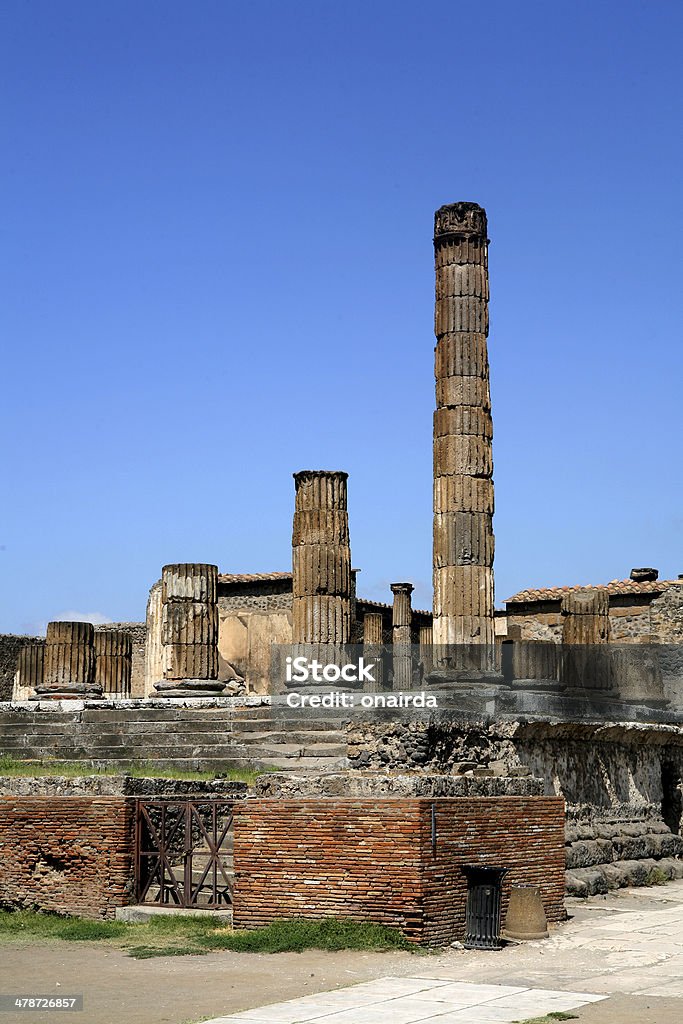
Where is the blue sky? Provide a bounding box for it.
[1,0,681,632]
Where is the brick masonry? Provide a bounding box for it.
[0,796,135,918]
[232,796,566,944]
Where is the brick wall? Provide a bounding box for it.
[0,797,134,918]
[233,796,565,944]
[420,797,566,944]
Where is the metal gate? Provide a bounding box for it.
[135,799,234,909]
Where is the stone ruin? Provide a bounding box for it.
[2,201,683,902]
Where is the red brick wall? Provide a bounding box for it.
[233,796,565,944]
[233,799,427,938]
[0,797,135,919]
[420,797,566,944]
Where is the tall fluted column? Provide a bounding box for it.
[35,622,102,699]
[432,202,497,676]
[94,630,132,699]
[292,471,351,645]
[419,624,433,679]
[155,563,225,697]
[391,582,413,690]
[363,611,384,692]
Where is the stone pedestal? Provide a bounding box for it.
[430,203,501,687]
[154,563,226,697]
[94,630,132,699]
[391,583,413,691]
[35,622,103,699]
[511,640,561,692]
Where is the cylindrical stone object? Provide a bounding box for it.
[94,631,132,698]
[433,512,495,568]
[363,612,384,646]
[436,374,491,410]
[14,643,45,699]
[161,563,217,605]
[292,470,352,646]
[434,476,494,515]
[511,641,560,687]
[434,406,493,440]
[40,621,101,697]
[363,612,384,692]
[432,202,497,669]
[160,563,219,683]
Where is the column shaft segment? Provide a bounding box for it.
[292,471,351,645]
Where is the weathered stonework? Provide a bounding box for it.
[291,471,351,646]
[391,583,413,690]
[94,630,132,699]
[155,563,224,697]
[37,622,102,699]
[561,590,613,694]
[431,202,497,674]
[12,641,45,700]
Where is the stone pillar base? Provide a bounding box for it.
[153,679,228,698]
[31,683,104,700]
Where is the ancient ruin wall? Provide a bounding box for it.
[432,203,495,648]
[0,796,134,918]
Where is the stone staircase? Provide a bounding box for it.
[0,701,348,774]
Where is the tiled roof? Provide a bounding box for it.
[218,572,292,584]
[506,579,678,604]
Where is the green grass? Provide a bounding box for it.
[0,909,419,959]
[0,754,270,786]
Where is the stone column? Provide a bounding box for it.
[431,202,498,681]
[13,643,45,701]
[363,611,384,692]
[36,622,102,699]
[154,563,225,697]
[511,640,560,691]
[391,583,413,690]
[94,630,132,699]
[561,589,613,694]
[291,471,351,646]
[419,624,433,680]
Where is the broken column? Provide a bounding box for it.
[94,630,132,699]
[154,563,225,697]
[12,642,45,701]
[561,589,614,694]
[419,624,433,679]
[35,621,102,699]
[391,583,414,690]
[363,611,384,692]
[431,202,498,681]
[291,471,352,646]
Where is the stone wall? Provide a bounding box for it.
[0,796,134,918]
[233,796,565,944]
[0,635,42,701]
[347,717,683,895]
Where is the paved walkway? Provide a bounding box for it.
[202,881,683,1024]
[205,978,605,1023]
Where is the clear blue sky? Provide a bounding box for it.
[1,0,681,633]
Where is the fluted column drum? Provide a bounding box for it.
[94,630,132,699]
[36,621,102,699]
[155,563,225,697]
[292,471,352,646]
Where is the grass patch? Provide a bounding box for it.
[0,909,419,958]
[0,754,272,786]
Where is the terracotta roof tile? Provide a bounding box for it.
[506,579,678,604]
[218,572,292,584]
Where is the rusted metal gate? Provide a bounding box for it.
[135,799,234,908]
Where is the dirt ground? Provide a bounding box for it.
[3,884,683,1024]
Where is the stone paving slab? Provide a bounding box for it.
[203,979,605,1024]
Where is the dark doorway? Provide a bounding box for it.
[661,762,682,835]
